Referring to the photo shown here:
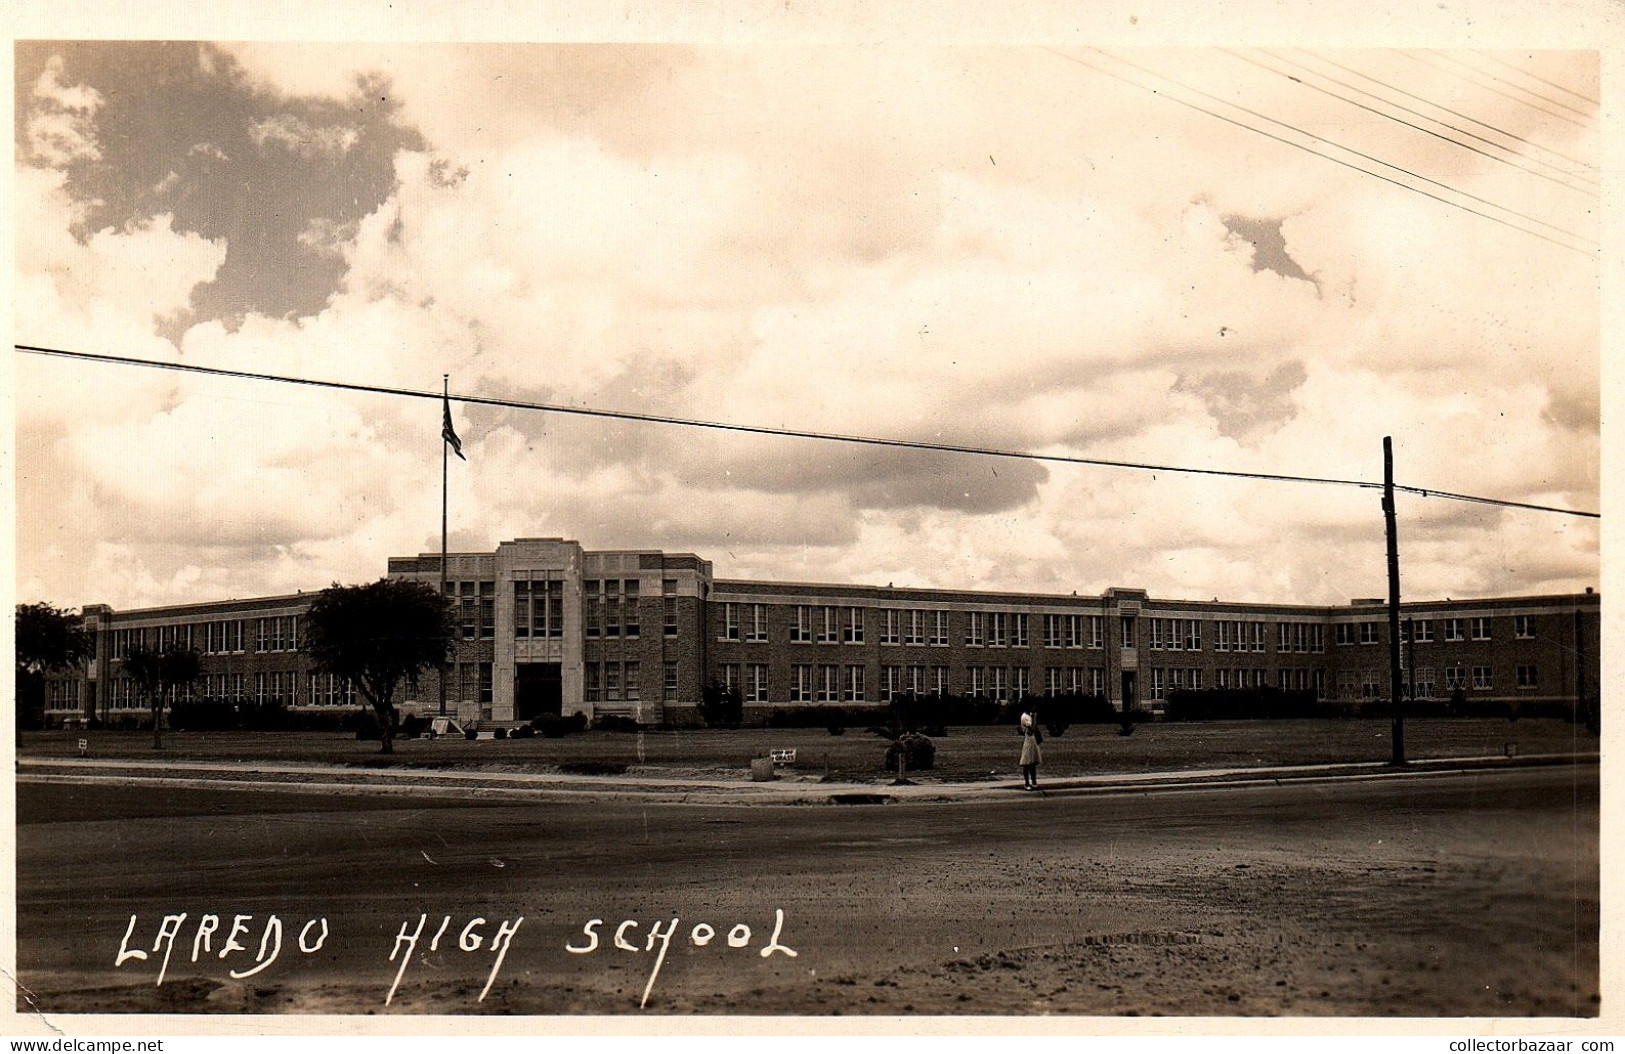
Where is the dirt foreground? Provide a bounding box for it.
[15,765,1599,1019]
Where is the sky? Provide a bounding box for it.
[12,40,1604,611]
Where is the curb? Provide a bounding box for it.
[17,752,1597,807]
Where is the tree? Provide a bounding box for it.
[124,644,200,749]
[697,678,743,728]
[302,579,455,754]
[15,603,94,732]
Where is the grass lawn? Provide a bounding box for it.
[20,717,1597,782]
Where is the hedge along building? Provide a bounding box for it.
[44,536,1600,728]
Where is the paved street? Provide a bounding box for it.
[15,765,1599,1016]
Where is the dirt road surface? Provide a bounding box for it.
[15,766,1598,1018]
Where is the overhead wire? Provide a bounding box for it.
[1292,49,1598,178]
[1109,48,1595,244]
[1395,50,1591,129]
[1040,47,1595,257]
[1445,51,1597,119]
[14,343,1603,520]
[1256,49,1598,192]
[1477,52,1599,107]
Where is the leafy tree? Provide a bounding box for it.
[697,678,743,728]
[15,603,94,732]
[302,579,455,754]
[123,644,201,749]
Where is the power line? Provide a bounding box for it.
[1042,47,1595,258]
[1258,49,1598,193]
[1293,49,1598,178]
[1118,48,1595,243]
[1478,52,1599,107]
[15,343,1603,520]
[1448,52,1596,119]
[1396,50,1591,129]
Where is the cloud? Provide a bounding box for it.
[250,113,362,158]
[25,55,104,165]
[14,45,1601,612]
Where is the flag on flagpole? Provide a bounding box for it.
[442,395,466,460]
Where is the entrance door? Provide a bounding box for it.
[514,663,562,720]
[1120,671,1138,713]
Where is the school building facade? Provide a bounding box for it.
[45,537,1602,727]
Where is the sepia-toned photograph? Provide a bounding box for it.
[7,9,1610,1033]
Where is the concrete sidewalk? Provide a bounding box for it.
[16,751,1599,807]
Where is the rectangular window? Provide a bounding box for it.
[1007,612,1027,648]
[1444,665,1466,691]
[1334,623,1355,647]
[1150,668,1165,701]
[843,607,865,645]
[932,665,950,695]
[604,662,621,700]
[1044,614,1062,649]
[904,609,926,646]
[966,667,985,699]
[817,606,839,644]
[817,664,839,702]
[1411,619,1433,643]
[1121,616,1136,648]
[1359,621,1380,645]
[746,604,768,643]
[966,612,985,647]
[843,665,865,702]
[880,609,901,646]
[929,610,949,647]
[986,612,1007,648]
[1470,617,1492,641]
[790,664,814,702]
[623,662,639,701]
[664,662,679,701]
[791,606,813,644]
[1444,618,1464,642]
[624,579,640,599]
[990,666,1009,701]
[1088,615,1104,649]
[723,602,740,641]
[1514,615,1535,639]
[1516,664,1537,689]
[1013,666,1029,699]
[663,578,678,596]
[664,597,678,636]
[747,664,769,703]
[1472,665,1492,691]
[623,599,639,639]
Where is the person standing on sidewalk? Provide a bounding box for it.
[1019,710,1043,790]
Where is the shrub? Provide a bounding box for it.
[698,679,743,728]
[1163,688,1320,721]
[564,711,589,734]
[345,710,382,740]
[493,726,507,739]
[883,731,935,773]
[398,714,430,739]
[464,728,479,740]
[509,723,535,739]
[593,713,640,733]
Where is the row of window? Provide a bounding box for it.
[103,670,345,709]
[110,616,301,659]
[716,663,1114,703]
[714,606,1526,653]
[1337,615,1536,646]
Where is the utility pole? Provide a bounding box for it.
[439,373,449,718]
[1383,436,1405,765]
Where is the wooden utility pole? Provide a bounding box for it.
[439,373,449,718]
[1383,437,1405,765]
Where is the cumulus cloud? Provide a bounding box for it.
[25,55,104,165]
[14,45,1601,611]
[250,113,361,158]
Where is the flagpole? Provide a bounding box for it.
[439,373,449,718]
